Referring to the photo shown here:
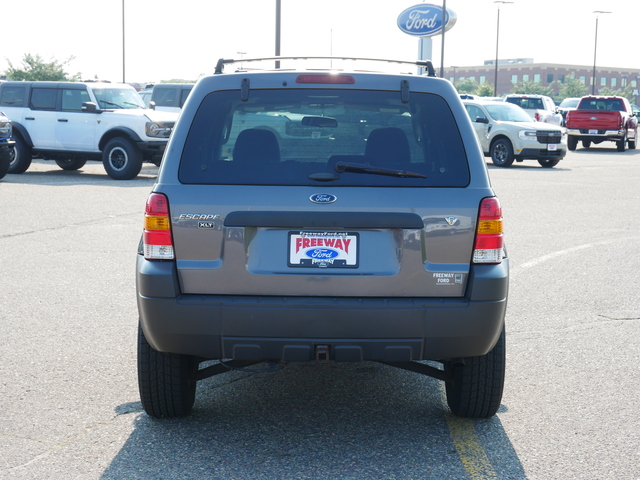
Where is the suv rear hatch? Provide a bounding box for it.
[146,75,501,299]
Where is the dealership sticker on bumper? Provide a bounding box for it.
[289,231,359,268]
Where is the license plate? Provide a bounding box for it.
[288,231,359,268]
[547,144,557,151]
[589,129,598,134]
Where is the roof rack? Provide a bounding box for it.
[214,56,436,77]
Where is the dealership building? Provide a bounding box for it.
[442,59,640,97]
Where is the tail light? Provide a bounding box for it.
[534,112,541,121]
[143,193,174,260]
[473,197,504,264]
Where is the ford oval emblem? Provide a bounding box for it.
[305,248,339,259]
[310,193,337,204]
[397,4,457,37]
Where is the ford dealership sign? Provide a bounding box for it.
[397,4,457,37]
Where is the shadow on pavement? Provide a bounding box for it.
[102,362,526,479]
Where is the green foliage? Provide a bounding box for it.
[559,74,588,99]
[510,81,554,96]
[453,78,479,94]
[4,53,80,81]
[476,82,495,97]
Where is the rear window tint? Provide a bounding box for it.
[0,86,26,107]
[179,89,469,187]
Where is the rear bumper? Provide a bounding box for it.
[136,255,509,362]
[566,128,624,141]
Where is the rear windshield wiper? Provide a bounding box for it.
[334,161,427,178]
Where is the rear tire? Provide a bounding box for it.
[617,134,627,152]
[538,158,560,168]
[567,136,578,151]
[8,136,32,174]
[102,137,143,180]
[444,327,505,418]
[55,158,87,171]
[582,140,591,148]
[490,138,515,167]
[138,324,199,418]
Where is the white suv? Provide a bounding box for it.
[0,81,178,180]
[464,99,566,167]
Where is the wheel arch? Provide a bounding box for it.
[489,134,512,149]
[99,127,142,151]
[10,122,34,148]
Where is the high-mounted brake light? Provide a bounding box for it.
[143,193,174,260]
[473,197,504,264]
[295,74,356,84]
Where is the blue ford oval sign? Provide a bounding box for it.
[305,248,340,259]
[397,4,457,37]
[310,193,337,204]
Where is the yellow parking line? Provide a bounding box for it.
[445,415,498,479]
[441,385,498,479]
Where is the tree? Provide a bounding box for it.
[453,78,479,94]
[4,53,80,81]
[511,81,554,96]
[476,82,495,97]
[559,74,588,99]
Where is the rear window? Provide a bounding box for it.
[0,86,27,107]
[506,97,544,110]
[578,98,624,111]
[179,89,469,187]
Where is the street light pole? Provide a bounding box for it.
[122,0,125,83]
[493,1,513,97]
[440,0,447,78]
[275,0,281,69]
[592,11,611,95]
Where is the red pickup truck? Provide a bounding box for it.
[565,96,638,151]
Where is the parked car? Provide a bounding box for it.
[149,83,194,113]
[0,81,178,179]
[0,111,14,179]
[503,94,563,126]
[565,96,638,151]
[463,99,566,167]
[138,88,153,108]
[136,56,509,420]
[557,97,581,126]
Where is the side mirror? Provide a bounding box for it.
[149,100,156,111]
[475,117,489,124]
[81,102,99,113]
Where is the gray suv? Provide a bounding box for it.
[136,57,509,419]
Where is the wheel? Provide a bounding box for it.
[617,134,627,152]
[567,136,578,151]
[0,148,10,179]
[102,137,143,180]
[137,324,199,418]
[582,140,591,148]
[8,136,32,174]
[55,158,87,171]
[490,138,515,167]
[538,158,560,168]
[444,327,505,418]
[628,130,636,150]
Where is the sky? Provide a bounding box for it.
[2,0,638,84]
